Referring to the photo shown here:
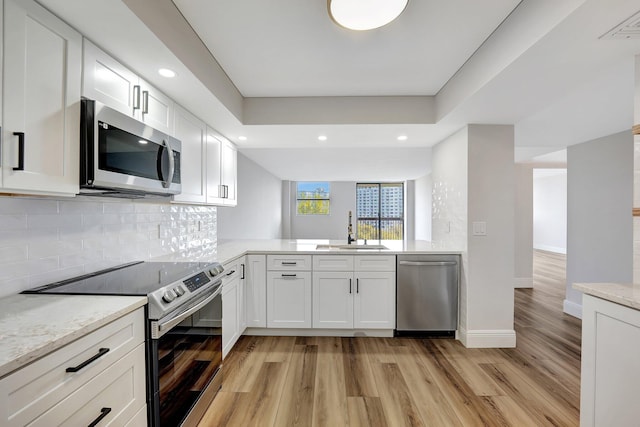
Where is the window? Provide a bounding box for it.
[296,182,330,215]
[356,183,404,240]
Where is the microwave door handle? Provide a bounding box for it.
[161,139,175,188]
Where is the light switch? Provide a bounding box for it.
[472,221,487,236]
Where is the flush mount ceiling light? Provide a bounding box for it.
[328,0,409,31]
[158,68,176,78]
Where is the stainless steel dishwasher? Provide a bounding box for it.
[396,254,459,336]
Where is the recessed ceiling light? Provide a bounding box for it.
[158,68,176,78]
[318,135,328,141]
[238,136,247,141]
[397,135,408,141]
[328,0,409,31]
[138,139,148,145]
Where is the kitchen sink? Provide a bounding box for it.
[315,244,388,250]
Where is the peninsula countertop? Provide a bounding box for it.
[0,294,147,378]
[573,282,640,311]
[214,239,464,265]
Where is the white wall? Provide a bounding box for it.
[414,174,432,241]
[431,124,516,348]
[466,124,515,347]
[533,169,567,254]
[566,131,633,318]
[514,164,533,287]
[289,181,356,240]
[217,152,282,239]
[0,197,216,298]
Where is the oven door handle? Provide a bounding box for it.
[153,284,222,338]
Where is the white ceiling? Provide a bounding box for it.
[37,0,640,181]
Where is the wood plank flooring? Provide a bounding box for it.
[199,250,580,426]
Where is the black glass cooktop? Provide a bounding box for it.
[22,261,215,296]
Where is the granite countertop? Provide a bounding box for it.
[0,294,147,378]
[573,282,640,310]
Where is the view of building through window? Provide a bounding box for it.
[356,183,404,240]
[296,182,330,215]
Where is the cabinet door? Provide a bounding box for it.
[354,272,396,329]
[312,272,354,329]
[172,105,206,204]
[205,130,224,205]
[2,0,81,195]
[221,140,237,206]
[138,79,174,135]
[222,276,240,358]
[267,271,312,328]
[245,255,267,328]
[82,39,139,117]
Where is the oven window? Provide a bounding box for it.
[98,123,180,183]
[157,303,222,425]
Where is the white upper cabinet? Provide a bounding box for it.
[172,105,206,204]
[82,40,173,135]
[206,132,237,206]
[1,0,81,196]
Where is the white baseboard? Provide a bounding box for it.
[459,328,516,348]
[533,244,567,254]
[514,277,533,288]
[563,299,583,319]
[244,328,394,337]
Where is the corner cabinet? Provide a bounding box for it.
[1,0,81,196]
[206,132,237,206]
[82,39,173,135]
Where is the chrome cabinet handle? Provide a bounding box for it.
[66,347,110,373]
[12,132,24,171]
[133,85,141,110]
[142,90,149,114]
[88,407,111,427]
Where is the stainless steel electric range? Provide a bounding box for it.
[23,260,225,427]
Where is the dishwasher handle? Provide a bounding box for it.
[398,261,457,267]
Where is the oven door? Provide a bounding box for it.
[148,285,222,427]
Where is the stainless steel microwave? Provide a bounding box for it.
[80,98,181,197]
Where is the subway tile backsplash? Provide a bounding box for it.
[0,197,217,298]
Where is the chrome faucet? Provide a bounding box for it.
[347,210,356,244]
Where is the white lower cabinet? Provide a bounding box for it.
[580,294,640,427]
[313,271,354,328]
[221,258,244,358]
[245,255,267,328]
[313,255,396,330]
[0,308,146,426]
[267,271,312,328]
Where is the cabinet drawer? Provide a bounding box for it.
[27,344,146,427]
[223,259,242,281]
[0,308,144,426]
[354,255,396,272]
[313,255,354,271]
[267,255,311,271]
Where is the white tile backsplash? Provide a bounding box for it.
[0,197,217,298]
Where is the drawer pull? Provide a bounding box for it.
[66,347,110,373]
[281,273,297,278]
[349,278,352,294]
[281,261,297,266]
[226,270,236,276]
[88,407,111,427]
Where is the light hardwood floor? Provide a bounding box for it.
[199,250,580,426]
